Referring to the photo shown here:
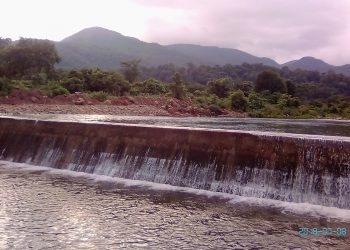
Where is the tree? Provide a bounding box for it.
[85,69,129,96]
[207,77,234,98]
[286,80,296,96]
[0,38,60,78]
[141,78,168,95]
[121,59,140,83]
[248,92,264,110]
[64,77,85,93]
[170,72,186,99]
[230,90,248,112]
[0,37,11,48]
[254,71,287,93]
[0,77,11,96]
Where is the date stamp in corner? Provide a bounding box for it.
[298,227,347,237]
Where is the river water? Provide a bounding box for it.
[2,114,350,136]
[1,115,350,249]
[1,162,350,249]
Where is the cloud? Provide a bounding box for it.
[134,0,350,65]
[1,0,349,65]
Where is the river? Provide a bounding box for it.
[0,115,349,249]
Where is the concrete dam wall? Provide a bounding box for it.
[0,117,349,208]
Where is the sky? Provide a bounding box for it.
[1,0,349,65]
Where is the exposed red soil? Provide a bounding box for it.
[0,89,246,117]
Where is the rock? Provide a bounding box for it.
[104,100,112,105]
[30,96,38,103]
[74,98,85,105]
[126,97,135,103]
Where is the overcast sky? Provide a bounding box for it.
[1,0,349,65]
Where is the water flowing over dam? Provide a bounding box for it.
[1,117,350,208]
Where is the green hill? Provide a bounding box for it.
[55,27,350,76]
[56,27,279,69]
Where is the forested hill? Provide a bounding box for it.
[282,57,350,75]
[55,27,279,69]
[55,27,350,75]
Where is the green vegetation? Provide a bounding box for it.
[0,37,349,118]
[89,91,109,102]
[254,70,286,93]
[121,59,140,83]
[230,90,248,112]
[170,72,186,99]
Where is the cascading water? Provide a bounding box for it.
[0,117,349,208]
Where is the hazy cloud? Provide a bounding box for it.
[134,0,350,65]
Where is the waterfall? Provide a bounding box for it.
[0,117,349,208]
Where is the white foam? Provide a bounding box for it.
[1,160,350,222]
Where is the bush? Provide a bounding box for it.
[208,104,222,115]
[170,73,187,99]
[64,77,85,93]
[83,69,129,96]
[193,93,221,108]
[0,77,11,96]
[40,82,69,97]
[207,77,234,98]
[248,92,265,110]
[230,90,248,112]
[170,82,186,99]
[134,78,168,95]
[89,91,109,102]
[50,85,69,97]
[9,79,33,89]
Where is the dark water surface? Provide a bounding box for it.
[1,162,350,250]
[2,114,350,137]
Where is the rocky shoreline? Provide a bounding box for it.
[0,104,171,116]
[0,89,247,117]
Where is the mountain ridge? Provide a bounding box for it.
[55,27,350,75]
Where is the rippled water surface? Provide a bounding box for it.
[2,114,350,137]
[1,163,350,249]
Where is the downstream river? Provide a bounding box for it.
[1,163,350,249]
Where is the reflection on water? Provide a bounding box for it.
[2,114,350,137]
[0,163,349,249]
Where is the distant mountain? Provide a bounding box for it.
[56,27,279,69]
[56,27,197,68]
[55,27,350,75]
[334,64,350,75]
[165,44,279,67]
[282,57,333,72]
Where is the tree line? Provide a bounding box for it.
[0,37,349,118]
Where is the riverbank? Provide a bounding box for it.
[0,104,247,117]
[0,104,173,116]
[0,89,246,117]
